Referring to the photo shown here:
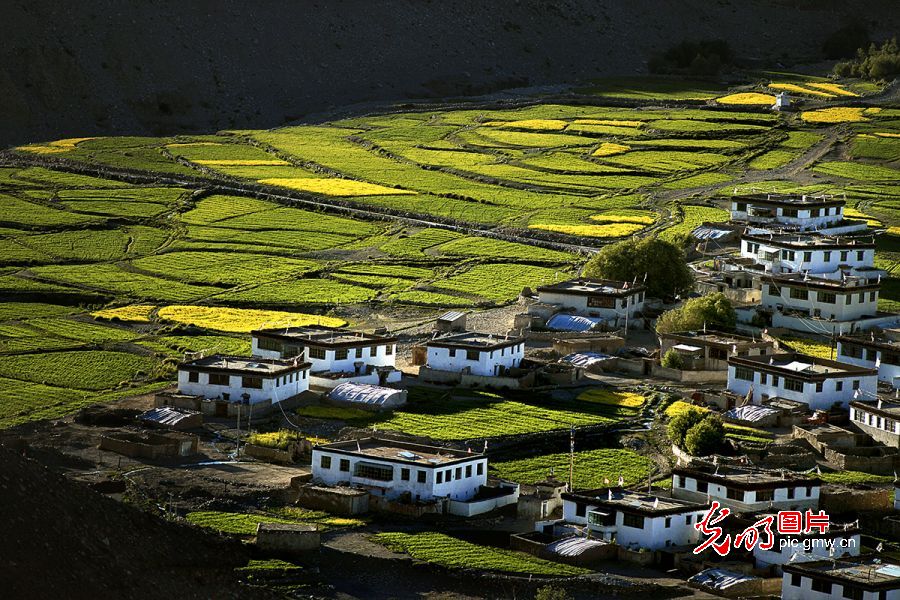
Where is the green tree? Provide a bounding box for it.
[667,407,707,449]
[655,292,736,334]
[683,415,725,456]
[661,348,686,369]
[582,236,694,300]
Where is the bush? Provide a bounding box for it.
[656,293,736,334]
[667,407,707,449]
[582,236,694,300]
[661,349,685,370]
[535,587,571,600]
[684,414,725,456]
[833,37,900,80]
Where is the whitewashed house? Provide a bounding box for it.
[782,556,900,600]
[838,331,900,388]
[730,194,862,233]
[756,273,893,334]
[251,326,401,388]
[741,230,882,281]
[312,438,487,502]
[673,463,821,511]
[727,352,877,410]
[535,278,645,328]
[177,355,310,405]
[752,520,861,571]
[548,488,706,550]
[849,400,900,448]
[424,332,524,377]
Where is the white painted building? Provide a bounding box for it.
[760,274,880,322]
[750,517,860,570]
[838,331,900,389]
[177,355,310,404]
[673,464,821,511]
[535,278,645,328]
[311,438,487,502]
[252,326,401,388]
[425,332,524,377]
[730,194,848,231]
[554,488,706,550]
[849,400,900,448]
[741,230,881,281]
[782,556,900,600]
[727,352,877,410]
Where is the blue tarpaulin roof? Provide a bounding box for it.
[546,314,605,331]
[560,352,613,367]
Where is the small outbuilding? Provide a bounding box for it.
[138,406,202,430]
[434,310,467,333]
[255,522,320,552]
[326,382,407,411]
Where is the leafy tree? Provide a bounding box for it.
[661,348,686,370]
[535,586,571,600]
[667,407,707,449]
[684,415,725,456]
[834,37,900,80]
[655,293,736,334]
[582,236,694,300]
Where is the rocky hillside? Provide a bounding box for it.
[2,1,898,147]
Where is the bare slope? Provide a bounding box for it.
[2,0,900,146]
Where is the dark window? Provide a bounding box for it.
[187,371,199,383]
[320,455,332,469]
[836,381,844,391]
[676,475,685,488]
[466,465,472,478]
[697,480,708,493]
[685,515,692,525]
[308,347,326,360]
[354,463,393,481]
[784,378,804,393]
[466,349,479,361]
[790,574,801,587]
[824,251,832,261]
[804,251,813,262]
[787,487,795,499]
[386,344,394,355]
[575,503,586,518]
[476,462,484,476]
[870,291,877,301]
[437,471,443,484]
[665,517,671,528]
[339,459,350,472]
[816,381,823,393]
[818,292,837,304]
[857,250,864,261]
[335,349,349,360]
[841,251,849,261]
[623,514,645,529]
[242,376,263,389]
[843,586,864,600]
[257,337,281,351]
[209,373,230,386]
[455,467,462,480]
[852,380,860,390]
[735,366,754,381]
[756,489,774,502]
[726,488,744,501]
[401,468,410,481]
[417,470,427,483]
[810,579,832,594]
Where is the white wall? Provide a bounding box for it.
[731,201,844,230]
[538,290,644,322]
[426,343,523,376]
[672,474,820,511]
[177,368,308,404]
[761,282,878,321]
[742,240,875,278]
[312,449,487,501]
[727,365,876,410]
[838,342,900,388]
[782,572,899,600]
[251,337,397,372]
[755,533,860,568]
[561,499,704,550]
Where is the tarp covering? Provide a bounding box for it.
[688,568,758,590]
[692,225,731,240]
[546,314,605,331]
[139,406,198,427]
[559,352,613,368]
[328,382,403,407]
[724,404,779,423]
[547,536,608,557]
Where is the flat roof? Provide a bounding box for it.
[742,231,875,250]
[562,487,704,517]
[850,399,900,418]
[761,273,880,292]
[783,556,900,591]
[536,278,645,297]
[674,463,820,490]
[426,331,524,351]
[314,437,482,467]
[839,332,900,352]
[660,329,773,349]
[252,326,397,347]
[732,193,845,208]
[179,354,311,375]
[728,352,878,379]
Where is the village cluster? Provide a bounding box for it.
[109,190,900,598]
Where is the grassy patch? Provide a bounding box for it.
[0,350,158,391]
[491,448,652,488]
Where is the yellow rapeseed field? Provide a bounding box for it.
[257,177,416,196]
[589,212,655,225]
[843,207,882,226]
[195,159,290,166]
[716,93,775,105]
[91,304,156,323]
[16,137,96,154]
[800,107,868,123]
[574,119,643,127]
[577,388,646,408]
[769,83,834,98]
[864,108,883,115]
[875,132,900,138]
[157,305,346,333]
[806,82,858,97]
[529,222,644,237]
[592,142,631,157]
[486,119,568,131]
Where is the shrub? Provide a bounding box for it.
[656,293,736,334]
[535,587,572,600]
[661,349,685,370]
[667,407,706,449]
[683,415,725,456]
[833,37,900,80]
[582,236,694,299]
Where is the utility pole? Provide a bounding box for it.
[235,402,241,459]
[568,425,575,492]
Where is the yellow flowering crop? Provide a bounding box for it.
[157,305,345,333]
[716,93,776,105]
[258,177,416,196]
[800,107,868,123]
[592,142,631,157]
